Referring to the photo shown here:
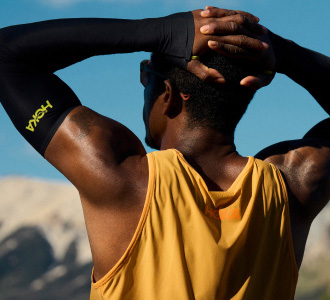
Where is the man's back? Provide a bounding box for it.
[90,149,297,300]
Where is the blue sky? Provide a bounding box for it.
[0,0,329,181]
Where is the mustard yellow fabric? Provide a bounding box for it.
[90,149,298,300]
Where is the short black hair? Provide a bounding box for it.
[153,52,258,135]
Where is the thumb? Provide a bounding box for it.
[187,59,225,84]
[240,74,273,90]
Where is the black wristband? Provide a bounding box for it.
[158,12,195,69]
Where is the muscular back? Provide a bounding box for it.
[46,105,330,279]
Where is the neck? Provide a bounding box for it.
[159,121,248,191]
[160,122,237,159]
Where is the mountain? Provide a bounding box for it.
[0,177,92,300]
[0,176,329,299]
[295,200,330,300]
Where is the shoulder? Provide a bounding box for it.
[149,149,186,170]
[46,106,149,204]
[257,137,330,221]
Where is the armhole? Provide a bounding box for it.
[91,153,156,289]
[274,166,299,279]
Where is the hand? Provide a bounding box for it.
[238,29,275,90]
[188,7,268,84]
[199,6,276,90]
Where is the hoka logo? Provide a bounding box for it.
[26,100,53,132]
[204,205,241,221]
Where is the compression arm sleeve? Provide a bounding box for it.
[270,32,330,115]
[0,13,194,155]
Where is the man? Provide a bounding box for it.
[0,6,329,300]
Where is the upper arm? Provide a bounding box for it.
[44,106,148,203]
[0,26,150,277]
[255,118,330,221]
[45,107,151,280]
[0,67,148,203]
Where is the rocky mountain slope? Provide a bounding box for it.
[0,177,91,300]
[0,176,329,299]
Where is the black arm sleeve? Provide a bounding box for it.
[0,13,194,156]
[269,32,330,115]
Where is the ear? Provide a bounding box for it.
[162,80,182,118]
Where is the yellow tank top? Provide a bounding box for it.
[90,149,298,300]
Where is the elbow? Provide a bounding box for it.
[0,31,9,74]
[0,29,8,63]
[0,26,10,51]
[0,27,13,67]
[0,25,23,66]
[0,26,32,74]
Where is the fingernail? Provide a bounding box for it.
[240,79,258,90]
[201,10,211,17]
[216,77,225,84]
[240,79,248,86]
[200,25,210,33]
[262,42,269,49]
[208,41,218,47]
[205,6,214,10]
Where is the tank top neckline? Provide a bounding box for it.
[171,149,254,206]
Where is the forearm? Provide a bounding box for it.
[0,13,194,73]
[270,32,330,114]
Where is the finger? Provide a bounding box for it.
[208,40,260,59]
[234,10,260,23]
[217,14,266,35]
[201,6,259,23]
[210,35,268,51]
[201,21,258,39]
[208,40,275,71]
[240,75,273,90]
[201,7,239,18]
[187,59,225,84]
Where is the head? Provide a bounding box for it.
[140,52,258,150]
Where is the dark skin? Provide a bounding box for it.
[44,7,330,281]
